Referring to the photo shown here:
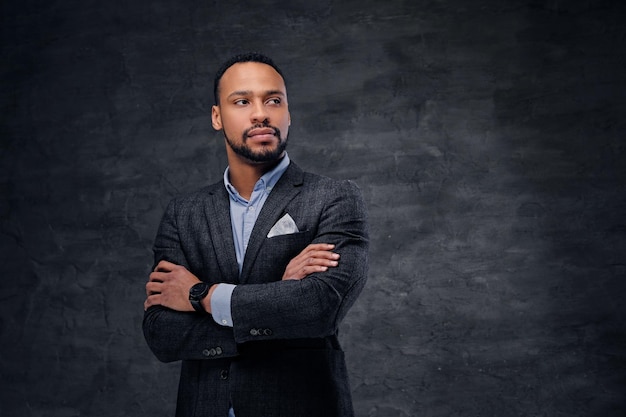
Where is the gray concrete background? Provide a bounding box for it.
[1,0,625,416]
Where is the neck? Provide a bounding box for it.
[226,150,282,200]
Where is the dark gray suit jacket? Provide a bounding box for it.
[143,162,369,417]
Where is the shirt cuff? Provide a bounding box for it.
[210,283,236,327]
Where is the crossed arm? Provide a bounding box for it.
[144,243,340,314]
[143,180,368,362]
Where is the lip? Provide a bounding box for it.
[247,127,277,138]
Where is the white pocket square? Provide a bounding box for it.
[267,213,299,238]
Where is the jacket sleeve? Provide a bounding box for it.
[230,180,369,343]
[142,198,239,363]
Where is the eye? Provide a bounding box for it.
[234,99,249,106]
[266,97,282,106]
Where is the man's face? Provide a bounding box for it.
[211,62,291,164]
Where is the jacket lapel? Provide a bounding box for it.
[240,163,304,283]
[205,184,240,284]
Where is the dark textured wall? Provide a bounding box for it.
[1,0,625,416]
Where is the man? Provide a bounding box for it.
[143,52,369,417]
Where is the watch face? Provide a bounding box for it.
[190,282,209,299]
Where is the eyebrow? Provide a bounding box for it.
[226,90,286,100]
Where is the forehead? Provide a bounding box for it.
[219,62,287,97]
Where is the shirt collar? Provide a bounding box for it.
[223,153,291,203]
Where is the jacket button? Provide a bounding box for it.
[263,328,273,336]
[220,370,229,380]
[250,329,258,336]
[202,349,211,357]
[216,347,223,355]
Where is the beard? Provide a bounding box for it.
[224,123,288,163]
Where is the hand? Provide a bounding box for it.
[282,243,340,281]
[144,260,201,311]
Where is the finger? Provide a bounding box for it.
[293,244,334,259]
[146,281,162,296]
[149,271,168,282]
[303,243,335,253]
[296,252,339,267]
[292,250,339,266]
[284,256,339,280]
[282,244,338,280]
[294,264,331,279]
[304,264,332,273]
[302,256,338,268]
[154,260,177,272]
[144,293,161,310]
[308,250,340,260]
[285,260,334,279]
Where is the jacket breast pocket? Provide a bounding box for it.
[263,230,314,269]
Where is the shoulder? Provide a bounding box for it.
[288,163,366,213]
[164,180,224,213]
[299,168,364,199]
[286,161,360,190]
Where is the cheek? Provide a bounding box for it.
[220,113,245,132]
[275,111,291,130]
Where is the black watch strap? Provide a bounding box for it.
[190,298,205,313]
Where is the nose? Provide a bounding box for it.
[250,100,269,124]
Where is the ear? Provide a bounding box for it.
[211,105,222,130]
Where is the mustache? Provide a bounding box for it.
[243,122,280,139]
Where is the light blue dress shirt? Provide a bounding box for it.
[209,153,291,328]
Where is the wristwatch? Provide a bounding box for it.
[189,282,210,313]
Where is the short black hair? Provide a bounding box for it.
[213,52,285,105]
